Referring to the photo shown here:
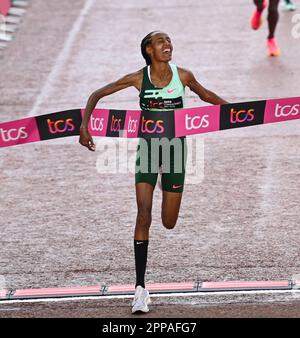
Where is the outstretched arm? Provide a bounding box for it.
[79,70,141,151]
[179,68,229,105]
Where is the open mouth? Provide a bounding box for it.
[162,48,172,55]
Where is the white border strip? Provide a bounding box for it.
[0,289,299,305]
[27,0,96,117]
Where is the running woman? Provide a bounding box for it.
[250,0,281,56]
[79,31,228,314]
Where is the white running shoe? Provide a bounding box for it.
[131,285,151,314]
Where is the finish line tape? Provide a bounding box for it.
[0,96,299,148]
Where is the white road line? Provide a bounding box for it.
[0,289,299,305]
[0,308,21,311]
[27,0,96,117]
[254,138,278,242]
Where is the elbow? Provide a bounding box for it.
[89,91,102,104]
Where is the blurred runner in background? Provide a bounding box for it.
[250,0,281,57]
[282,0,296,11]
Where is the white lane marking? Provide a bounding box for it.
[254,140,277,241]
[0,289,299,305]
[27,0,96,117]
[0,308,21,311]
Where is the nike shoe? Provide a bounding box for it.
[251,0,268,30]
[132,285,151,314]
[267,37,281,57]
[283,0,296,11]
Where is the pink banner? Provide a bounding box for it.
[0,117,40,147]
[1,97,299,148]
[81,108,109,137]
[174,105,220,137]
[264,97,300,124]
[0,0,11,16]
[124,110,141,138]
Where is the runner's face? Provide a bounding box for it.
[147,33,173,63]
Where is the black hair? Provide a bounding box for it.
[141,31,158,65]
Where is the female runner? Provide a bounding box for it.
[79,31,228,313]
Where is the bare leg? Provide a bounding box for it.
[161,191,183,230]
[134,183,154,240]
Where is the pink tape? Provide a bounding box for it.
[1,97,299,148]
[81,108,110,137]
[174,105,220,137]
[0,117,40,148]
[264,97,300,124]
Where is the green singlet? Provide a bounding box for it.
[135,63,187,193]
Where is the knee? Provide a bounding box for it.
[136,209,152,228]
[162,218,177,230]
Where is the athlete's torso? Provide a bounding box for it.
[139,63,185,111]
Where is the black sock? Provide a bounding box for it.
[134,240,149,289]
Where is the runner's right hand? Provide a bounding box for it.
[79,127,96,151]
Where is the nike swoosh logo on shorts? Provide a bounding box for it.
[167,88,176,93]
[172,184,183,189]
